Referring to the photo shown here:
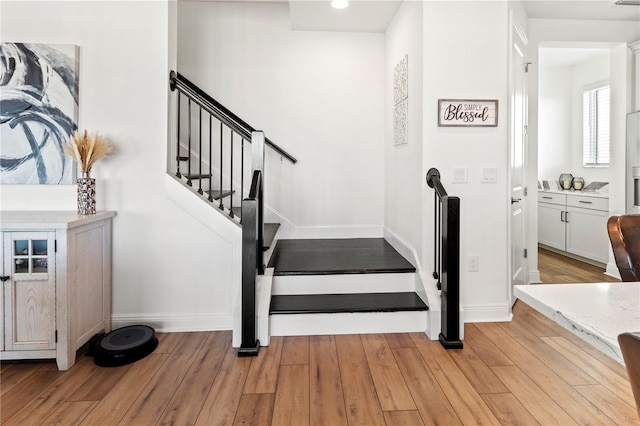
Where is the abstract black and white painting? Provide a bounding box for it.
[0,43,79,184]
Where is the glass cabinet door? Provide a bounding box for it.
[12,238,49,274]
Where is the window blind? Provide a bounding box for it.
[583,85,610,166]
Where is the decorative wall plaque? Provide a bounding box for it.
[438,99,498,127]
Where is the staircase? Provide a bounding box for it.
[168,72,461,355]
[267,238,428,336]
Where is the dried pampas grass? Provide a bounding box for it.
[64,130,116,173]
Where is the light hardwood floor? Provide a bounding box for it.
[538,247,620,284]
[0,249,631,425]
[1,298,637,425]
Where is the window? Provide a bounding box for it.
[583,84,610,167]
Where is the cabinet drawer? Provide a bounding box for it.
[538,192,566,206]
[566,195,608,211]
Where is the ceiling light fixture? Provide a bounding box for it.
[614,0,640,5]
[331,0,349,9]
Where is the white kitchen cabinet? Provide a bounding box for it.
[538,191,609,264]
[538,193,566,250]
[0,211,115,370]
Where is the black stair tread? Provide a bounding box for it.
[267,238,415,276]
[184,173,213,180]
[205,189,234,200]
[270,292,427,315]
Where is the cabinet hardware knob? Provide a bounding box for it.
[0,276,9,282]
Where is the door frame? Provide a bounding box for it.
[507,11,529,306]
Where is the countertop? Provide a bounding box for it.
[538,188,609,199]
[514,283,640,363]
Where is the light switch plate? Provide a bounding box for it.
[453,167,468,183]
[482,167,497,183]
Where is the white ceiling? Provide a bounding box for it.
[523,0,640,21]
[286,0,639,33]
[539,47,610,67]
[289,1,401,32]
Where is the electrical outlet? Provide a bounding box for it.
[469,255,479,272]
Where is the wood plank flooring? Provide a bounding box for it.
[538,247,620,284]
[2,300,636,425]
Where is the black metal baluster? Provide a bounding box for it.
[208,115,213,202]
[187,99,192,186]
[176,92,182,178]
[229,130,234,218]
[240,139,244,223]
[437,198,442,289]
[219,122,224,210]
[433,192,439,283]
[198,107,203,195]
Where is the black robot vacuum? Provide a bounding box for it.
[91,325,158,367]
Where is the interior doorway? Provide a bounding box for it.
[536,43,612,282]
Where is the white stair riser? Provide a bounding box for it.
[272,272,415,295]
[269,311,427,336]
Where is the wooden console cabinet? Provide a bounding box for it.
[0,211,115,370]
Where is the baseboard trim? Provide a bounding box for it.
[111,313,232,333]
[462,302,512,323]
[528,269,541,284]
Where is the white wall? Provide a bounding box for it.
[538,52,610,184]
[569,54,610,183]
[1,1,238,331]
[423,1,511,321]
[177,2,386,236]
[538,65,573,181]
[384,1,424,262]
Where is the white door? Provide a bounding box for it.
[509,14,528,304]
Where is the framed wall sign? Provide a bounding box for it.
[438,99,498,127]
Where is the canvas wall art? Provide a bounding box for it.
[394,54,408,146]
[0,43,79,184]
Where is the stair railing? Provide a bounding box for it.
[169,70,296,221]
[238,132,265,357]
[169,72,295,357]
[427,168,463,349]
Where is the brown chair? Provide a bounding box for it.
[607,215,640,281]
[618,332,640,418]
